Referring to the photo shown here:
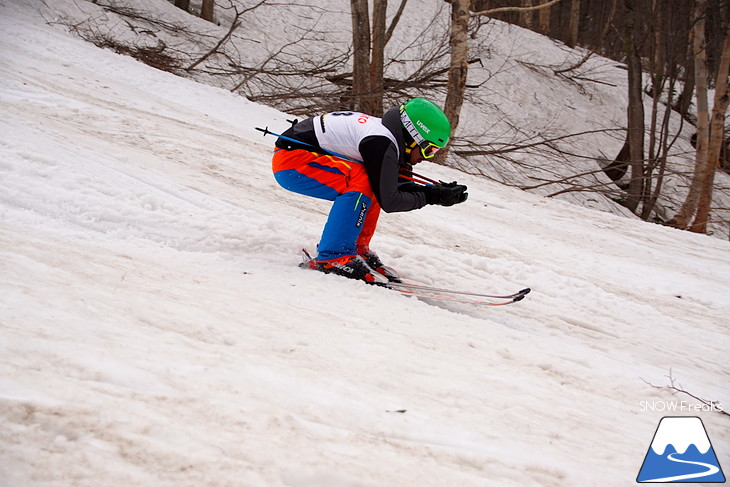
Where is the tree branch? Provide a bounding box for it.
[472,0,564,17]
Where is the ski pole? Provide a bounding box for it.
[255,126,361,164]
[401,170,442,186]
[398,172,440,186]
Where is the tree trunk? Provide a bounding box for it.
[623,0,645,214]
[443,0,470,135]
[538,1,551,35]
[520,0,534,29]
[369,0,387,116]
[566,0,580,48]
[641,0,664,220]
[350,0,371,112]
[200,0,215,23]
[675,55,696,121]
[690,23,730,233]
[671,0,710,230]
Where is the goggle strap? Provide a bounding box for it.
[406,140,418,154]
[400,108,427,147]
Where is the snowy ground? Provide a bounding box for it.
[1,2,729,487]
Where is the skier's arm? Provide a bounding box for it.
[359,136,428,213]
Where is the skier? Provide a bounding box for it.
[271,98,468,284]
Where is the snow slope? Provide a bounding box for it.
[1,2,728,487]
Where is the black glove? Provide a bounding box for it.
[423,183,468,207]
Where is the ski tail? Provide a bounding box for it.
[299,248,318,270]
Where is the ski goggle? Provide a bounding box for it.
[406,140,441,159]
[418,141,442,159]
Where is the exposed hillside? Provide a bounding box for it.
[40,0,730,238]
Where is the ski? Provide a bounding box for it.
[386,286,528,306]
[385,281,531,301]
[299,249,530,306]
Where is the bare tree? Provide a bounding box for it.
[641,0,686,220]
[693,29,730,232]
[565,0,580,48]
[622,0,646,213]
[520,0,534,29]
[369,0,387,115]
[185,2,248,72]
[442,0,470,140]
[351,0,371,112]
[670,0,720,231]
[456,0,564,134]
[538,1,550,34]
[348,0,410,115]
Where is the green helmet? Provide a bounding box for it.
[400,98,451,150]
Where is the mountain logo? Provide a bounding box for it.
[637,416,726,483]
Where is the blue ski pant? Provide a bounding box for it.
[272,148,381,261]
